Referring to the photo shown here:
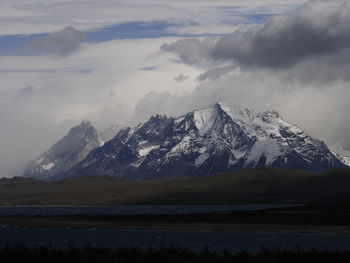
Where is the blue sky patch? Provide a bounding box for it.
[0,17,269,56]
[85,21,182,42]
[241,13,275,23]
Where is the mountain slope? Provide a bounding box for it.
[56,103,346,180]
[23,120,101,180]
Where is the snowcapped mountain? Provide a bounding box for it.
[336,154,350,167]
[53,103,347,181]
[329,144,350,167]
[23,120,101,179]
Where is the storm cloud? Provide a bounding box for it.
[212,1,350,68]
[161,0,350,85]
[160,37,217,65]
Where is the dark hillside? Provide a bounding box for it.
[1,167,350,205]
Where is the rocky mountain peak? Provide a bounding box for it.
[49,103,347,181]
[23,120,101,180]
[69,120,96,135]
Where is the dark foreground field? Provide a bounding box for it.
[1,167,350,205]
[2,246,350,263]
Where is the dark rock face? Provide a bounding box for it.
[23,120,101,180]
[55,103,347,181]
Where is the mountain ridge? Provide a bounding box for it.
[49,102,347,181]
[23,120,101,180]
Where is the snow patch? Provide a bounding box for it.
[245,139,283,166]
[193,108,215,134]
[35,156,45,165]
[195,152,210,166]
[174,116,185,125]
[139,140,149,146]
[41,162,55,170]
[330,151,350,166]
[218,102,253,124]
[131,158,144,168]
[139,145,159,157]
[330,144,350,167]
[231,149,246,160]
[339,155,350,166]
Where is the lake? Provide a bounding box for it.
[2,204,347,253]
[0,205,289,216]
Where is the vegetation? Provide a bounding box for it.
[1,167,350,205]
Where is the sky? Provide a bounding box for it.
[2,0,350,177]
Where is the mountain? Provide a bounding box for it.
[53,103,347,181]
[23,120,101,180]
[330,144,350,167]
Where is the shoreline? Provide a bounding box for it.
[0,215,349,235]
[0,204,349,234]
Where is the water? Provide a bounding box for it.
[3,205,345,252]
[0,227,350,252]
[0,205,289,216]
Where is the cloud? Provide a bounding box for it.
[173,74,189,82]
[197,66,235,81]
[211,0,350,69]
[24,26,84,57]
[135,71,283,121]
[160,37,217,65]
[161,0,350,85]
[17,85,35,96]
[0,0,306,36]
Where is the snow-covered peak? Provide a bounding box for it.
[216,102,254,121]
[42,102,348,181]
[215,102,304,140]
[339,155,350,166]
[330,144,350,167]
[193,106,216,135]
